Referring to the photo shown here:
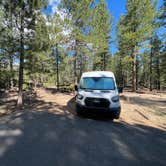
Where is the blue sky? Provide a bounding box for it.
[106,0,163,54]
[106,0,127,54]
[43,0,164,54]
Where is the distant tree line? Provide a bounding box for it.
[0,0,165,107]
[115,0,166,91]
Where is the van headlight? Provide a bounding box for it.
[111,95,119,102]
[77,94,83,100]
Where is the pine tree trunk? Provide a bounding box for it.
[103,53,106,71]
[17,9,24,107]
[74,40,78,85]
[156,56,160,90]
[9,55,14,89]
[79,54,83,81]
[132,47,137,92]
[9,6,14,89]
[149,50,153,91]
[119,56,123,87]
[17,40,24,106]
[150,45,153,91]
[136,59,139,90]
[100,54,106,71]
[56,43,59,90]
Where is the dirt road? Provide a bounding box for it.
[0,89,166,166]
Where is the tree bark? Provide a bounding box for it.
[149,38,153,91]
[56,43,59,90]
[156,55,160,90]
[149,45,153,91]
[74,40,78,85]
[74,54,78,85]
[100,54,105,71]
[9,55,14,89]
[17,9,24,107]
[136,59,139,90]
[79,54,83,81]
[103,53,106,71]
[132,46,137,92]
[9,4,14,89]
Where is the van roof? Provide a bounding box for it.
[82,71,115,78]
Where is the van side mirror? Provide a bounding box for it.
[74,85,78,91]
[118,87,123,93]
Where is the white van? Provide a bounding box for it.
[75,71,121,119]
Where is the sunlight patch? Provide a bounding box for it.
[0,129,22,137]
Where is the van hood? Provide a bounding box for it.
[78,89,118,99]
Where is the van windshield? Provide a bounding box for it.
[80,77,115,90]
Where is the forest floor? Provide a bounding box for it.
[0,88,166,129]
[0,88,166,166]
[36,88,166,130]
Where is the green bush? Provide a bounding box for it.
[0,70,10,89]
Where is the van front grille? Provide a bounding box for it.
[84,97,110,108]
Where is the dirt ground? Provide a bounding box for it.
[35,88,166,130]
[0,88,166,130]
[0,88,166,166]
[121,92,166,129]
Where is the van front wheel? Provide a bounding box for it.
[76,104,82,115]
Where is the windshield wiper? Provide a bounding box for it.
[84,89,93,92]
[100,90,110,93]
[80,88,94,92]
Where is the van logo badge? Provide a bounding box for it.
[94,99,100,103]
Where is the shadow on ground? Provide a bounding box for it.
[24,94,118,121]
[120,95,166,116]
[0,103,166,166]
[44,87,73,94]
[0,90,166,166]
[0,91,17,115]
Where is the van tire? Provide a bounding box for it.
[114,115,120,119]
[76,105,82,115]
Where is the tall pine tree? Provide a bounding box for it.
[117,0,155,91]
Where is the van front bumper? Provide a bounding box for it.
[76,103,121,119]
